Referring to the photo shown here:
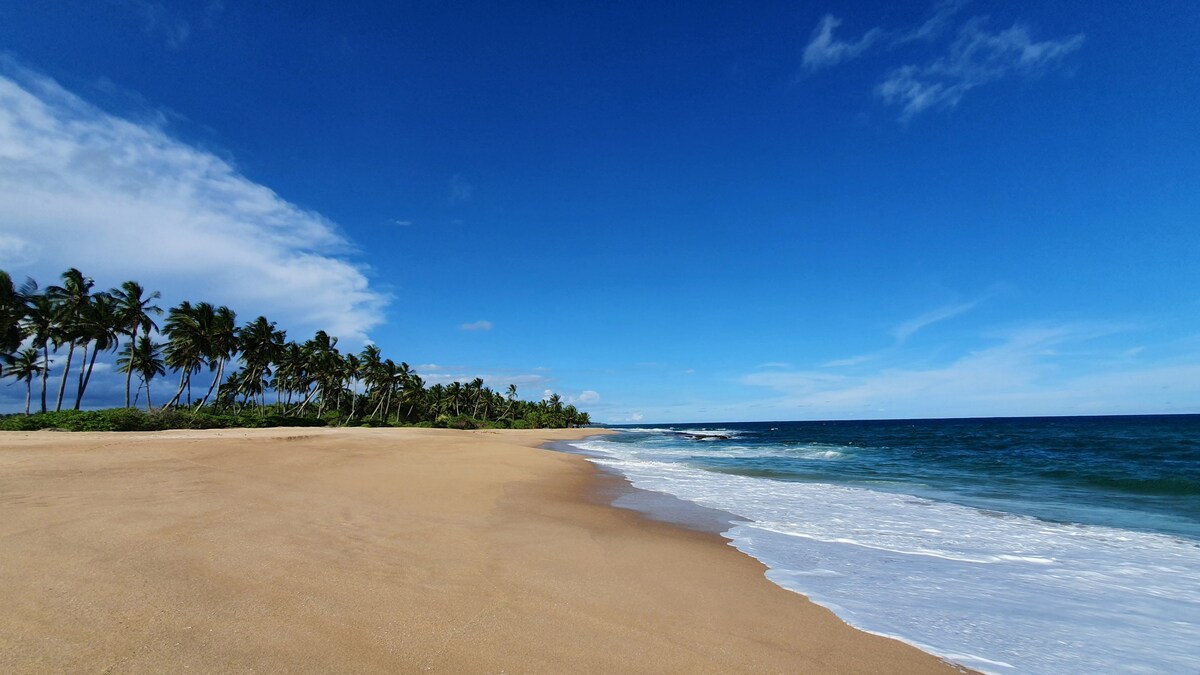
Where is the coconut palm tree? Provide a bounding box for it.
[197,305,237,408]
[236,316,284,410]
[163,301,214,407]
[502,384,518,421]
[72,292,120,409]
[402,373,425,422]
[0,271,29,373]
[110,280,162,408]
[46,268,94,411]
[117,336,165,411]
[21,292,55,413]
[446,381,465,416]
[5,347,44,414]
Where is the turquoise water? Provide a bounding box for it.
[569,415,1200,673]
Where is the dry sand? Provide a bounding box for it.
[0,427,960,673]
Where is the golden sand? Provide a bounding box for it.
[0,427,959,673]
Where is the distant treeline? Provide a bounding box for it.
[0,268,590,429]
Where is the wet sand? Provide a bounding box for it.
[0,427,960,673]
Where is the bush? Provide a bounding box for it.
[0,407,330,432]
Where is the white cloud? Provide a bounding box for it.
[891,298,982,344]
[629,411,643,422]
[0,62,388,344]
[756,361,793,369]
[878,20,1084,120]
[742,323,1199,418]
[542,389,555,401]
[576,390,600,404]
[460,319,493,331]
[821,353,880,368]
[803,15,884,71]
[801,3,1084,120]
[895,0,966,45]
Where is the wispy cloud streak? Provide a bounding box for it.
[743,323,1198,418]
[801,2,1084,119]
[878,20,1084,120]
[891,298,982,344]
[803,16,884,71]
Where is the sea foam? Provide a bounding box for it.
[571,436,1200,674]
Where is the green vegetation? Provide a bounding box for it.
[0,268,591,430]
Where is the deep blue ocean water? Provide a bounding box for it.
[567,415,1200,674]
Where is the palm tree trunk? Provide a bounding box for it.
[54,341,76,412]
[293,386,319,416]
[39,340,50,413]
[75,343,101,410]
[166,369,188,408]
[74,341,90,410]
[198,359,224,408]
[24,378,31,415]
[124,324,138,408]
[145,378,153,412]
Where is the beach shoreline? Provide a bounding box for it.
[0,427,959,673]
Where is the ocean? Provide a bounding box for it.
[564,415,1200,674]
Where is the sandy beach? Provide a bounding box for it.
[0,427,958,673]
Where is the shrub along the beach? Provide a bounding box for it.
[1,267,593,429]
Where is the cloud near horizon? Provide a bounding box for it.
[0,61,388,344]
[742,324,1199,418]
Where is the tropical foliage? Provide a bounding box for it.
[0,268,591,429]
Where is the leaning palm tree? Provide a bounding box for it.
[197,305,237,408]
[5,347,44,415]
[401,373,425,422]
[235,316,284,411]
[110,280,162,408]
[72,292,121,409]
[163,301,214,407]
[117,336,165,411]
[502,384,518,421]
[46,268,94,411]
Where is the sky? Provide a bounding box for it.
[0,0,1197,423]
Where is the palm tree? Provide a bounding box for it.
[446,381,465,416]
[273,341,307,407]
[197,305,237,408]
[0,271,29,373]
[467,377,486,419]
[502,384,518,421]
[72,292,120,409]
[236,316,284,410]
[358,344,384,420]
[46,268,94,411]
[293,331,340,416]
[117,336,165,411]
[163,301,214,407]
[402,373,425,422]
[111,280,162,408]
[21,292,55,413]
[5,347,44,414]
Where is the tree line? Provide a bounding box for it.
[0,268,590,429]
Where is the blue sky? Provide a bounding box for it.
[0,0,1197,422]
